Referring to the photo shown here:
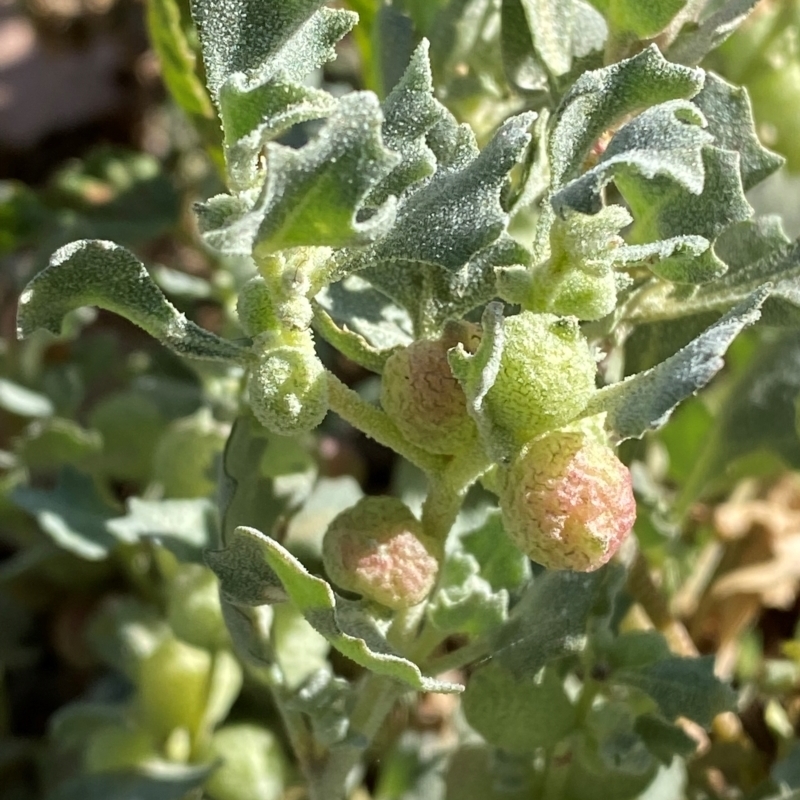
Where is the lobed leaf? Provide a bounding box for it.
[586,288,768,441]
[198,94,399,255]
[16,241,250,363]
[693,73,783,191]
[549,45,704,188]
[668,0,760,66]
[207,526,463,693]
[552,100,712,216]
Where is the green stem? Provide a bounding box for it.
[421,437,492,541]
[325,371,448,475]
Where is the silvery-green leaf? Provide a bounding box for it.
[17,241,250,363]
[492,566,624,678]
[632,228,800,326]
[11,468,118,561]
[315,275,413,351]
[617,235,720,284]
[352,113,534,275]
[363,235,529,334]
[693,73,783,191]
[427,510,529,636]
[613,656,735,726]
[585,288,768,441]
[217,8,356,188]
[207,526,463,693]
[552,100,712,216]
[106,498,217,563]
[366,40,441,207]
[549,45,703,187]
[617,145,751,267]
[668,0,760,66]
[191,0,341,99]
[198,94,399,255]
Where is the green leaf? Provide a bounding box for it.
[315,275,413,352]
[15,418,102,471]
[585,289,768,441]
[352,112,534,274]
[366,40,440,207]
[146,0,215,119]
[207,526,462,693]
[491,565,624,678]
[500,0,549,94]
[218,414,316,546]
[217,8,355,188]
[613,655,736,726]
[17,241,250,363]
[427,510,530,636]
[198,93,399,254]
[618,145,752,250]
[107,498,217,563]
[693,73,783,191]
[46,763,211,800]
[10,468,118,561]
[0,378,54,418]
[271,603,330,690]
[668,0,760,66]
[634,715,697,765]
[564,704,658,800]
[607,0,686,38]
[462,662,576,752]
[48,148,181,249]
[518,0,576,78]
[676,332,800,506]
[444,745,535,800]
[549,45,703,187]
[553,100,712,216]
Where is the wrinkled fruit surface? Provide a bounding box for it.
[248,333,328,436]
[381,325,479,455]
[500,430,636,571]
[323,496,440,610]
[485,313,596,446]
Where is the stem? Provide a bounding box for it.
[421,438,492,541]
[325,371,448,475]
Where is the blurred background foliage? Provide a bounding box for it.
[2,1,800,799]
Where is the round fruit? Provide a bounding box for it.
[248,331,328,436]
[499,429,636,571]
[485,312,596,447]
[322,496,440,610]
[381,324,479,455]
[167,564,229,650]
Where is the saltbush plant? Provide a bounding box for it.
[7,1,800,799]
